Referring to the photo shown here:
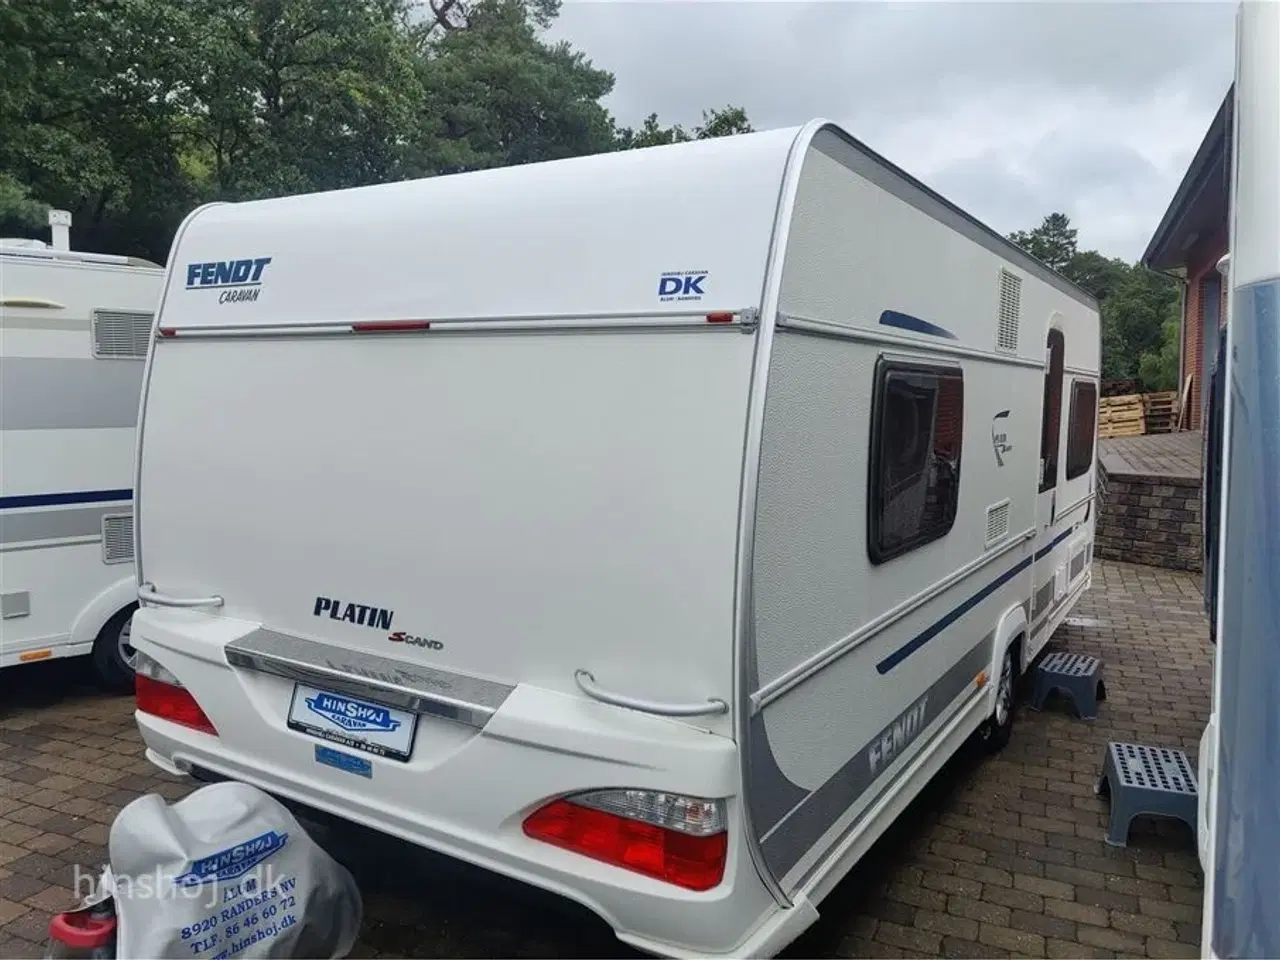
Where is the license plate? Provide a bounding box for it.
[287,684,417,762]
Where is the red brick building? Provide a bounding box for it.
[1141,86,1232,431]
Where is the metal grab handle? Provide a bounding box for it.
[138,583,224,608]
[573,669,728,717]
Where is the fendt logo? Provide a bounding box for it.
[185,257,272,304]
[657,270,708,302]
[991,409,1014,467]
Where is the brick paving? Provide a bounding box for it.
[0,560,1210,959]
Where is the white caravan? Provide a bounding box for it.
[0,211,162,686]
[130,120,1100,957]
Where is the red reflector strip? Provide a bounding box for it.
[135,674,218,735]
[351,320,431,333]
[158,327,176,337]
[522,799,727,891]
[705,313,735,323]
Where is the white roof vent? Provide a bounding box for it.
[48,209,71,251]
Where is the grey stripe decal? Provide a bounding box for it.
[0,357,143,429]
[0,316,91,331]
[1032,580,1055,620]
[760,636,992,880]
[0,505,128,546]
[810,129,1096,311]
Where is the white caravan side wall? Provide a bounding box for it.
[744,127,1099,892]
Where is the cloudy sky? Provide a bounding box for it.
[549,1,1237,263]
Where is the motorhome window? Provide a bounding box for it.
[868,360,964,564]
[1039,328,1065,492]
[1065,380,1098,481]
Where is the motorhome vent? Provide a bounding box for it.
[102,513,134,564]
[985,500,1011,547]
[92,309,153,359]
[1070,547,1087,581]
[996,269,1021,353]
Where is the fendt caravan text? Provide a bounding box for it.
[130,119,1101,957]
[0,210,162,686]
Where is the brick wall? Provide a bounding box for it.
[1178,225,1229,431]
[1096,470,1202,572]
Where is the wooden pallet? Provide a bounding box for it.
[1143,391,1179,435]
[1099,394,1146,439]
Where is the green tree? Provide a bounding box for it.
[1009,212,1181,389]
[614,105,753,150]
[1009,212,1078,273]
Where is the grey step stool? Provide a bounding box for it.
[1094,742,1199,847]
[1030,651,1106,720]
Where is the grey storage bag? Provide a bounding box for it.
[106,780,362,959]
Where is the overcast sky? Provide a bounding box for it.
[548,1,1237,263]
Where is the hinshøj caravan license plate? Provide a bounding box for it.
[286,684,417,762]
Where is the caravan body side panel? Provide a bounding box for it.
[0,254,161,665]
[745,128,1100,892]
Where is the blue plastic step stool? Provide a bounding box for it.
[1030,651,1106,720]
[1094,742,1198,847]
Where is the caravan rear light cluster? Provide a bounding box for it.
[522,789,728,891]
[134,651,218,736]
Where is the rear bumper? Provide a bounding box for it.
[131,609,805,957]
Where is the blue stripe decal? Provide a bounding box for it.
[879,310,958,340]
[876,527,1076,675]
[0,488,133,510]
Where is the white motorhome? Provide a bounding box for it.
[130,119,1100,957]
[0,211,162,686]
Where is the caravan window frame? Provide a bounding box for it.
[867,356,965,565]
[1065,379,1098,481]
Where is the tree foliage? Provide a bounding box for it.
[0,0,751,261]
[1009,213,1182,390]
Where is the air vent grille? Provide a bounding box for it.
[102,513,134,564]
[92,309,153,359]
[996,269,1021,353]
[985,500,1011,546]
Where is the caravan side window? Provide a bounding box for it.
[868,359,964,565]
[1065,380,1098,481]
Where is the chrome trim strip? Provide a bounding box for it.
[777,314,1047,369]
[153,309,754,339]
[138,583,224,608]
[750,527,1036,713]
[225,628,514,729]
[572,669,728,717]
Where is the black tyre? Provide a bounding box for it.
[92,604,139,692]
[979,641,1017,753]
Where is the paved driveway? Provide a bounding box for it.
[1,560,1210,958]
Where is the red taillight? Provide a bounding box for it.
[351,319,431,333]
[522,798,727,891]
[135,674,218,735]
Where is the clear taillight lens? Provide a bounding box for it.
[522,789,728,891]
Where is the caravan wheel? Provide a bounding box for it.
[980,643,1017,752]
[92,605,138,692]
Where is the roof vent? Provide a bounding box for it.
[996,269,1021,353]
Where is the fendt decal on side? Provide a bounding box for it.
[991,410,1013,467]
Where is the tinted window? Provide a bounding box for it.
[868,360,964,564]
[1065,380,1098,481]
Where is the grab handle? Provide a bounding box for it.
[573,669,728,717]
[138,583,224,608]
